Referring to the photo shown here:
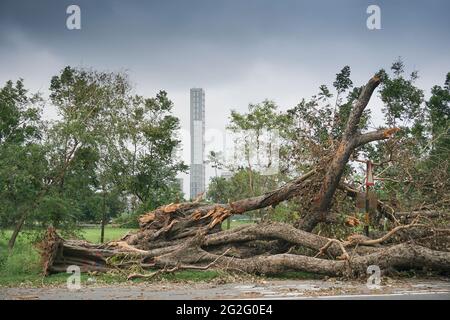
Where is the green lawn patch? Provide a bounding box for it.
[0,227,134,286]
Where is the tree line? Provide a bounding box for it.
[0,66,187,249]
[1,60,449,250]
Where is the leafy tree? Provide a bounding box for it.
[379,58,424,128]
[0,80,47,248]
[427,72,450,164]
[108,91,188,212]
[48,68,187,235]
[367,62,450,212]
[206,151,224,178]
[333,65,353,112]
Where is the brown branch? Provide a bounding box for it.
[343,75,382,139]
[314,239,350,260]
[230,168,317,214]
[353,223,450,246]
[355,128,400,148]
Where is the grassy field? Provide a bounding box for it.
[0,220,317,287]
[0,227,137,286]
[81,226,136,243]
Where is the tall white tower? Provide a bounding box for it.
[190,88,205,199]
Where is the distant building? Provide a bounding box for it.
[190,88,205,199]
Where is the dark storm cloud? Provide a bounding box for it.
[1,0,449,90]
[1,0,449,194]
[1,0,449,113]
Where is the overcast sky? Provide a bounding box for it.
[1,0,449,194]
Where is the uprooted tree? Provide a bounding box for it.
[38,73,450,279]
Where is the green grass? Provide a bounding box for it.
[0,227,134,287]
[80,226,136,243]
[0,227,239,287]
[221,219,253,230]
[0,231,42,285]
[0,224,322,287]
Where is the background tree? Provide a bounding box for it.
[427,72,450,166]
[206,150,223,178]
[0,80,48,249]
[4,67,189,248]
[108,91,188,214]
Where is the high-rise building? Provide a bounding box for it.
[190,88,205,199]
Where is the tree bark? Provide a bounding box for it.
[8,212,27,251]
[39,224,450,277]
[297,75,399,231]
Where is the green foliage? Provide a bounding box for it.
[1,67,187,249]
[367,61,449,212]
[105,90,188,211]
[207,176,233,203]
[0,79,42,145]
[206,150,224,177]
[0,231,42,281]
[0,80,47,231]
[48,67,187,219]
[427,72,450,165]
[333,65,354,110]
[113,212,140,228]
[2,61,449,251]
[379,58,425,127]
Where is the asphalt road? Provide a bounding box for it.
[291,292,450,300]
[1,279,449,300]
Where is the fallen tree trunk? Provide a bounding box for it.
[154,234,450,277]
[39,221,450,277]
[37,73,449,278]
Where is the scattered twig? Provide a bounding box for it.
[314,239,350,260]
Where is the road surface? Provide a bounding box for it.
[1,278,449,300]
